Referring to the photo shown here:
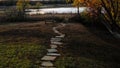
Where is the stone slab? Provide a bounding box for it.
[53,27,62,35]
[51,38,61,42]
[51,37,61,40]
[56,34,65,38]
[41,61,54,67]
[53,27,59,33]
[47,49,58,53]
[41,56,56,61]
[50,45,57,49]
[39,67,56,68]
[61,23,66,26]
[47,53,61,56]
[51,42,63,45]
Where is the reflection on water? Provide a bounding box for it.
[26,7,87,15]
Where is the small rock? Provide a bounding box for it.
[41,61,54,67]
[41,56,56,61]
[47,49,58,53]
[47,53,61,56]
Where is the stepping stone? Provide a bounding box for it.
[41,61,54,67]
[50,45,57,49]
[61,23,66,26]
[52,27,56,30]
[53,28,59,33]
[47,49,58,53]
[54,30,59,34]
[51,38,61,40]
[56,34,65,38]
[51,40,61,42]
[51,42,63,45]
[41,56,56,61]
[51,38,61,42]
[47,53,61,56]
[53,28,62,35]
[39,67,56,68]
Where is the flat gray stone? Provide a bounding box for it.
[56,34,65,38]
[53,27,60,33]
[61,23,66,26]
[50,45,57,49]
[51,38,61,42]
[47,53,61,56]
[39,67,56,68]
[51,37,61,39]
[53,27,63,35]
[47,49,58,53]
[51,42,63,45]
[41,61,54,67]
[41,56,56,61]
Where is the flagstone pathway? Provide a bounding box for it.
[40,23,66,68]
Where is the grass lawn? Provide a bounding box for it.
[0,20,120,68]
[0,43,46,68]
[0,22,55,68]
[55,23,120,68]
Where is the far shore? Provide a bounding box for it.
[0,4,73,9]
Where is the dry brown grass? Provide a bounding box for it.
[0,21,56,45]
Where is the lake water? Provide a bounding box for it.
[26,7,87,15]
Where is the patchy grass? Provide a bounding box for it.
[0,22,55,67]
[56,23,120,68]
[0,20,120,68]
[0,43,46,68]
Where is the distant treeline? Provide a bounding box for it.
[0,1,72,6]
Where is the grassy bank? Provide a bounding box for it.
[55,23,120,68]
[0,43,46,68]
[0,22,56,67]
[0,13,120,68]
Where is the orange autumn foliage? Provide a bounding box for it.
[68,0,120,32]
